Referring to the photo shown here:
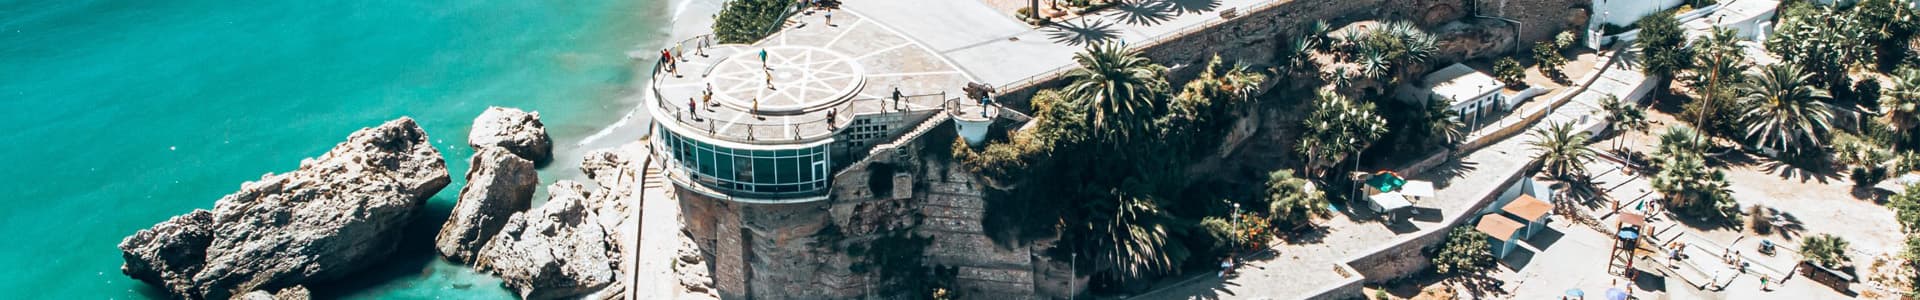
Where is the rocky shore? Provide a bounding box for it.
[119,118,450,299]
[121,107,651,299]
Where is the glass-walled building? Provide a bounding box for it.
[655,127,832,201]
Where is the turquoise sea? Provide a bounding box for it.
[0,0,669,298]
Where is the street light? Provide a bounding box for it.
[1232,202,1242,247]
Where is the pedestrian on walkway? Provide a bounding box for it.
[1217,254,1235,277]
[759,49,769,70]
[825,9,834,27]
[660,49,673,70]
[697,35,709,57]
[688,97,698,120]
[765,69,775,90]
[826,109,837,129]
[702,83,714,109]
[891,87,903,109]
[675,42,686,62]
[1760,275,1771,291]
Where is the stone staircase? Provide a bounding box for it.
[833,112,952,179]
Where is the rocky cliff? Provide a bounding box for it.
[119,117,450,299]
[469,107,553,163]
[476,181,618,299]
[436,147,538,264]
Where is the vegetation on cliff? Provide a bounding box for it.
[712,0,797,44]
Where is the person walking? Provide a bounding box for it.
[687,97,698,120]
[765,68,775,90]
[696,35,709,57]
[674,42,686,62]
[825,9,834,27]
[759,49,769,70]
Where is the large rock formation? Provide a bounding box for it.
[436,147,538,264]
[119,118,450,299]
[476,181,617,299]
[469,107,553,163]
[119,210,216,297]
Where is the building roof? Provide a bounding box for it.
[1618,212,1647,228]
[1421,63,1503,104]
[1401,180,1435,198]
[1370,192,1413,211]
[1502,194,1553,222]
[1476,215,1528,242]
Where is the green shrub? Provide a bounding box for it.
[1802,234,1853,269]
[1493,58,1525,88]
[712,0,795,44]
[1532,42,1566,79]
[1431,226,1494,275]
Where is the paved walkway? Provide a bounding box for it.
[841,0,1279,87]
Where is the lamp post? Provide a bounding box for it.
[1069,252,1076,300]
[1232,202,1242,248]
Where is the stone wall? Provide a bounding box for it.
[1339,159,1539,284]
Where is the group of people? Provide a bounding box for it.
[659,35,712,78]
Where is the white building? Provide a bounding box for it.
[1591,0,1686,28]
[1397,63,1508,130]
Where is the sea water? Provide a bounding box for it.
[0,0,667,298]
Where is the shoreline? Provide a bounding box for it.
[557,0,723,186]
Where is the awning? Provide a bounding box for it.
[1502,194,1552,222]
[1366,171,1407,193]
[1618,212,1647,228]
[1401,180,1435,198]
[1370,191,1413,211]
[1476,215,1527,242]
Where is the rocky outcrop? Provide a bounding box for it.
[436,147,538,264]
[120,210,216,297]
[476,181,617,299]
[119,117,450,299]
[238,285,310,300]
[469,107,553,163]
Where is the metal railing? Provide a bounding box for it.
[996,0,1295,94]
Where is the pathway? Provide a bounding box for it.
[840,0,1282,87]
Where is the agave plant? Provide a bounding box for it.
[1738,63,1834,158]
[1295,90,1387,178]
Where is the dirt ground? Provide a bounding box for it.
[1591,89,1912,298]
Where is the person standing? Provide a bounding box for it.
[688,97,698,120]
[765,68,775,90]
[891,87,903,109]
[825,9,834,27]
[702,83,714,109]
[826,109,837,129]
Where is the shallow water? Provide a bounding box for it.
[0,0,667,297]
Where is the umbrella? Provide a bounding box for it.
[1605,287,1628,300]
[1565,288,1585,298]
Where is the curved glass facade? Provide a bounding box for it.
[657,126,832,199]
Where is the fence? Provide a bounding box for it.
[994,0,1295,97]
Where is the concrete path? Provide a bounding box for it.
[840,0,1281,87]
[630,140,688,300]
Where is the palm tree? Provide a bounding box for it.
[1062,42,1170,142]
[1529,122,1600,180]
[1656,124,1708,161]
[1600,95,1648,151]
[1265,169,1327,229]
[1084,191,1173,283]
[1739,63,1835,158]
[1426,98,1466,149]
[1801,234,1852,269]
[1295,90,1387,179]
[1882,68,1920,147]
[1649,150,1734,218]
[1690,27,1748,140]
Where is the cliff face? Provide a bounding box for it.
[436,147,538,264]
[469,106,554,163]
[119,118,450,299]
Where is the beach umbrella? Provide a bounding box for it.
[1565,288,1585,298]
[1605,288,1628,300]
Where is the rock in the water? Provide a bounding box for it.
[120,210,216,297]
[119,117,450,299]
[238,285,310,300]
[579,149,631,190]
[469,107,553,163]
[436,147,538,264]
[477,181,617,299]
